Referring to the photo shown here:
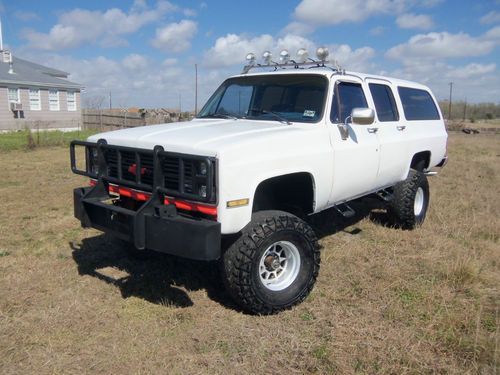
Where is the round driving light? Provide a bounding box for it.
[316,47,329,61]
[199,185,207,198]
[199,162,207,176]
[246,52,256,66]
[279,49,290,63]
[262,50,272,65]
[296,48,309,63]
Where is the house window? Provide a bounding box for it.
[29,89,41,110]
[49,90,60,111]
[67,91,76,111]
[8,88,20,104]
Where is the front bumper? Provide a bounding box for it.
[74,182,221,261]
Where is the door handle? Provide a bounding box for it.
[397,125,406,131]
[367,127,378,133]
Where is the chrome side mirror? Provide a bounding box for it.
[351,107,375,125]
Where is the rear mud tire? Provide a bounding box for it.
[388,169,430,230]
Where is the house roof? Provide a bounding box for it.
[0,55,82,90]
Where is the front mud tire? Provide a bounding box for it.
[221,210,321,315]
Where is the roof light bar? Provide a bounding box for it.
[279,49,290,63]
[246,52,256,66]
[242,46,338,74]
[262,51,272,65]
[316,47,329,62]
[296,48,309,63]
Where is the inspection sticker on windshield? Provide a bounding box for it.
[303,110,316,118]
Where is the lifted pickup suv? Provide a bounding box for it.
[71,48,448,314]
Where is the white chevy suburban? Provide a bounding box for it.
[70,48,448,314]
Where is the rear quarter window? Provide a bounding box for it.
[398,87,440,121]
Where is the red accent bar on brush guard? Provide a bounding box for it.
[89,179,217,217]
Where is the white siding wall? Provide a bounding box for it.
[0,86,82,131]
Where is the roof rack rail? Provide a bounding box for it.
[242,60,337,74]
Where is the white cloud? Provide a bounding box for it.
[203,34,275,67]
[287,0,443,33]
[293,0,394,26]
[151,20,198,52]
[122,54,148,70]
[480,11,500,25]
[162,58,178,66]
[396,13,434,30]
[13,11,40,22]
[445,63,496,79]
[388,61,500,102]
[386,31,495,62]
[484,25,500,42]
[370,26,386,36]
[183,8,197,17]
[23,52,211,109]
[21,1,177,50]
[203,33,375,72]
[333,45,376,71]
[281,22,315,36]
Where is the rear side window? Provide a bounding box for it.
[369,83,399,122]
[398,87,440,121]
[331,82,368,123]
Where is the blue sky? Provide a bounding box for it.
[1,0,499,109]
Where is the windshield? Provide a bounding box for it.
[198,74,327,124]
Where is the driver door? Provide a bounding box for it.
[328,78,380,204]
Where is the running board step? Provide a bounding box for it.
[376,189,393,202]
[334,203,356,218]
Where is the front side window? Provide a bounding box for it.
[398,87,440,121]
[8,88,20,104]
[49,90,60,111]
[198,74,328,123]
[29,89,41,110]
[369,83,399,122]
[331,82,368,123]
[67,91,76,111]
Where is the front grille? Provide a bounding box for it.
[85,143,217,203]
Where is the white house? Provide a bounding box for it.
[0,50,83,131]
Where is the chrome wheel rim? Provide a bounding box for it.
[258,241,301,291]
[414,187,425,216]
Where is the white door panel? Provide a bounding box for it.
[329,123,379,203]
[327,78,380,204]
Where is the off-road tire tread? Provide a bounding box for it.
[222,210,321,315]
[388,169,429,230]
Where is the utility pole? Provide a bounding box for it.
[109,91,112,109]
[194,63,198,116]
[448,82,453,121]
[179,93,182,119]
[463,98,467,121]
[0,17,4,50]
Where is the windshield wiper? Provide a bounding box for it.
[248,109,292,125]
[198,113,239,120]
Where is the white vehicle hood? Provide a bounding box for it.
[87,118,299,156]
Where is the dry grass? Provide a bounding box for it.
[0,134,498,374]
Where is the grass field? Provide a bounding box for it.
[0,133,498,374]
[0,129,97,151]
